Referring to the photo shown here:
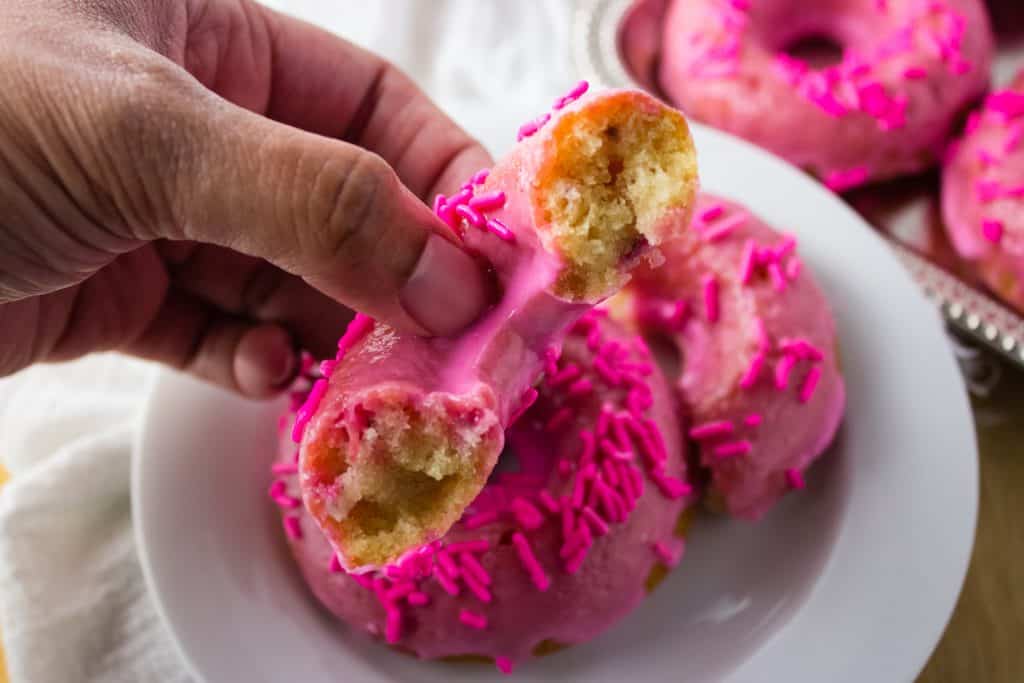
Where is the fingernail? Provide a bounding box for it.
[400,234,488,336]
[271,343,298,388]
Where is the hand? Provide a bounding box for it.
[0,0,492,397]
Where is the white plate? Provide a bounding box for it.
[134,123,977,683]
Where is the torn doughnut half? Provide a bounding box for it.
[296,87,699,572]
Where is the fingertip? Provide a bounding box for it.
[234,324,297,398]
[398,234,491,337]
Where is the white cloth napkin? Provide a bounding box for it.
[0,2,573,681]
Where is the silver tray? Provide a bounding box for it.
[570,0,1024,386]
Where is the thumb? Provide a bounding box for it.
[125,72,490,337]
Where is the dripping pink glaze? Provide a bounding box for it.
[298,88,689,572]
[657,0,993,187]
[275,313,690,670]
[618,194,845,519]
[943,70,1024,313]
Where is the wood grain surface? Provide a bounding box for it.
[918,367,1024,682]
[0,377,1018,682]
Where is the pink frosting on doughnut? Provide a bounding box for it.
[658,0,993,188]
[943,70,1024,311]
[273,313,690,671]
[611,195,846,519]
[298,88,698,571]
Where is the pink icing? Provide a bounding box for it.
[624,194,845,519]
[658,0,994,187]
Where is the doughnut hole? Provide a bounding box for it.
[536,94,698,302]
[780,33,844,69]
[309,391,502,569]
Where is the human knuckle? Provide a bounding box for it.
[308,152,392,263]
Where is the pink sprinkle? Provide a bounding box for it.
[986,91,1024,120]
[965,111,982,135]
[565,544,589,574]
[460,551,492,586]
[703,212,745,242]
[508,387,538,426]
[689,420,735,440]
[745,413,763,427]
[496,656,514,674]
[407,591,430,606]
[592,357,622,386]
[268,479,286,499]
[581,505,610,535]
[740,239,757,284]
[651,472,691,500]
[768,263,787,292]
[786,468,807,490]
[468,190,507,211]
[445,539,490,554]
[561,500,576,540]
[976,180,1002,202]
[283,516,302,540]
[739,352,766,389]
[538,490,560,514]
[702,275,720,323]
[982,219,1004,244]
[434,566,461,596]
[291,378,328,443]
[436,551,461,579]
[337,313,375,361]
[385,607,402,644]
[271,462,298,476]
[568,378,594,397]
[512,532,550,591]
[699,204,725,222]
[780,338,824,361]
[558,459,573,477]
[713,440,753,459]
[652,541,681,567]
[571,464,593,508]
[775,354,797,389]
[579,429,597,465]
[385,582,416,603]
[799,365,823,403]
[432,193,447,217]
[549,363,582,387]
[511,497,545,530]
[273,494,301,510]
[546,406,575,432]
[553,80,590,109]
[472,168,490,185]
[517,112,551,141]
[786,256,803,280]
[455,204,485,229]
[825,166,870,192]
[447,188,472,208]
[486,218,516,243]
[464,509,500,530]
[328,554,342,573]
[600,437,631,462]
[462,571,493,603]
[903,66,927,80]
[602,459,621,486]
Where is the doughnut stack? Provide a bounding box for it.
[267,83,846,676]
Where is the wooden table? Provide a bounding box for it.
[0,374,1020,681]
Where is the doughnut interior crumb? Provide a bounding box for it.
[537,96,698,302]
[309,394,499,569]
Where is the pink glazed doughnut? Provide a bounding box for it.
[608,195,846,519]
[942,71,1024,311]
[658,0,993,191]
[271,312,692,674]
[295,86,699,571]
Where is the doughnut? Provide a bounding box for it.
[271,311,692,673]
[607,195,845,519]
[294,86,699,571]
[657,0,993,190]
[942,71,1024,311]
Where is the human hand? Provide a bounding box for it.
[0,0,492,397]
